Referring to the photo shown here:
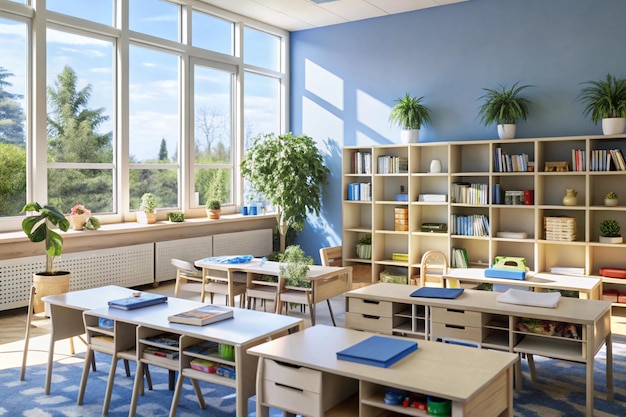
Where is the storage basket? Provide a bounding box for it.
[544,216,576,241]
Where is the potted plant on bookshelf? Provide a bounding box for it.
[604,192,619,207]
[278,245,314,288]
[137,193,158,224]
[206,200,221,219]
[389,93,432,144]
[577,73,626,135]
[21,202,71,313]
[356,233,372,259]
[477,81,532,139]
[241,132,329,251]
[599,219,622,243]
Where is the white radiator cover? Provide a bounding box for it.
[0,243,154,311]
[154,236,213,283]
[212,229,273,257]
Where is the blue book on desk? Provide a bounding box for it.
[410,287,464,299]
[108,293,168,310]
[336,336,418,368]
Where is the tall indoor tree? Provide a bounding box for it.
[241,132,329,251]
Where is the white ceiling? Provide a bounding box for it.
[199,0,468,32]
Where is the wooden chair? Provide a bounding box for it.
[317,246,344,326]
[172,259,204,298]
[246,272,279,312]
[276,275,315,324]
[202,268,248,307]
[419,250,449,288]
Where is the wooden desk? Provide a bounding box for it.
[345,282,613,417]
[84,297,303,417]
[41,285,136,394]
[445,268,603,300]
[195,257,352,325]
[248,325,518,417]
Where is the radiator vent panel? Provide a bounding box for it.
[155,236,213,282]
[213,229,272,257]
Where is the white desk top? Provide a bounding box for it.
[247,324,517,402]
[42,285,136,310]
[445,268,602,292]
[85,297,303,346]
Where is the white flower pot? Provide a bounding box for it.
[497,124,516,139]
[602,118,626,135]
[599,236,623,244]
[605,198,618,207]
[401,129,419,144]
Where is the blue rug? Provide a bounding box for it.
[2,342,625,417]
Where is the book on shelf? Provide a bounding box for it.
[143,332,180,347]
[451,248,469,268]
[418,194,447,202]
[108,292,168,310]
[336,335,418,368]
[168,305,234,326]
[186,340,220,356]
[143,346,179,360]
[550,266,585,276]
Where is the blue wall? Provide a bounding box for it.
[289,0,626,261]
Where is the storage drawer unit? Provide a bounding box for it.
[348,297,395,316]
[431,322,485,343]
[431,307,486,327]
[345,312,394,334]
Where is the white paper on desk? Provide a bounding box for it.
[496,289,561,308]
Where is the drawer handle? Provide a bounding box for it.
[275,382,304,393]
[446,308,465,314]
[273,360,302,369]
[363,300,380,305]
[445,324,465,330]
[362,314,380,320]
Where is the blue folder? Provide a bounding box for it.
[336,336,418,368]
[108,293,168,310]
[410,287,464,299]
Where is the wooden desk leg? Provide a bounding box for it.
[256,358,269,417]
[44,335,56,395]
[168,372,185,417]
[606,332,614,401]
[585,324,594,417]
[76,347,94,405]
[20,286,36,381]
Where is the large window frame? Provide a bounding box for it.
[0,0,289,232]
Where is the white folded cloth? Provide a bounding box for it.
[496,288,561,308]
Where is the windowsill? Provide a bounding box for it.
[0,213,278,260]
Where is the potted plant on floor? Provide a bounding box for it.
[137,192,157,224]
[577,73,626,135]
[599,219,622,243]
[389,93,432,143]
[21,202,71,313]
[478,81,532,139]
[241,132,329,251]
[206,200,221,219]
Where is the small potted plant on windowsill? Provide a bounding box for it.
[356,232,372,259]
[69,204,91,231]
[599,219,622,244]
[206,200,221,219]
[137,193,157,224]
[389,93,432,144]
[604,192,619,207]
[478,81,532,139]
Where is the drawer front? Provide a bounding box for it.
[431,306,484,327]
[263,359,322,393]
[345,312,393,334]
[262,379,321,416]
[431,322,483,343]
[348,297,393,317]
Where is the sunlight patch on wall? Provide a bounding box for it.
[305,59,344,111]
[356,89,395,140]
[303,96,343,142]
[355,130,379,146]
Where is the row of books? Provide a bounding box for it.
[347,182,372,201]
[377,155,408,174]
[451,247,470,268]
[451,182,489,205]
[570,148,626,171]
[608,149,626,171]
[494,148,530,172]
[350,151,372,174]
[571,149,586,171]
[450,214,490,236]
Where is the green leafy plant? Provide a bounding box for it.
[478,81,532,125]
[279,245,314,288]
[600,219,621,237]
[357,233,372,245]
[139,193,157,212]
[577,73,626,123]
[167,211,185,222]
[21,202,70,274]
[389,93,432,129]
[207,200,221,210]
[241,132,329,251]
[605,192,618,199]
[84,216,101,230]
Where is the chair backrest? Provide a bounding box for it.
[419,250,448,288]
[319,246,342,267]
[171,258,199,274]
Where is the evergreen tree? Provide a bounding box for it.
[158,138,168,161]
[0,67,26,146]
[0,143,26,216]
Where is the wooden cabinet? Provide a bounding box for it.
[342,135,626,304]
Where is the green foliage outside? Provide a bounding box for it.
[0,143,26,216]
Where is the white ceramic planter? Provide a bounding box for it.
[401,129,419,144]
[599,236,623,244]
[497,124,516,139]
[605,198,619,207]
[602,118,626,135]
